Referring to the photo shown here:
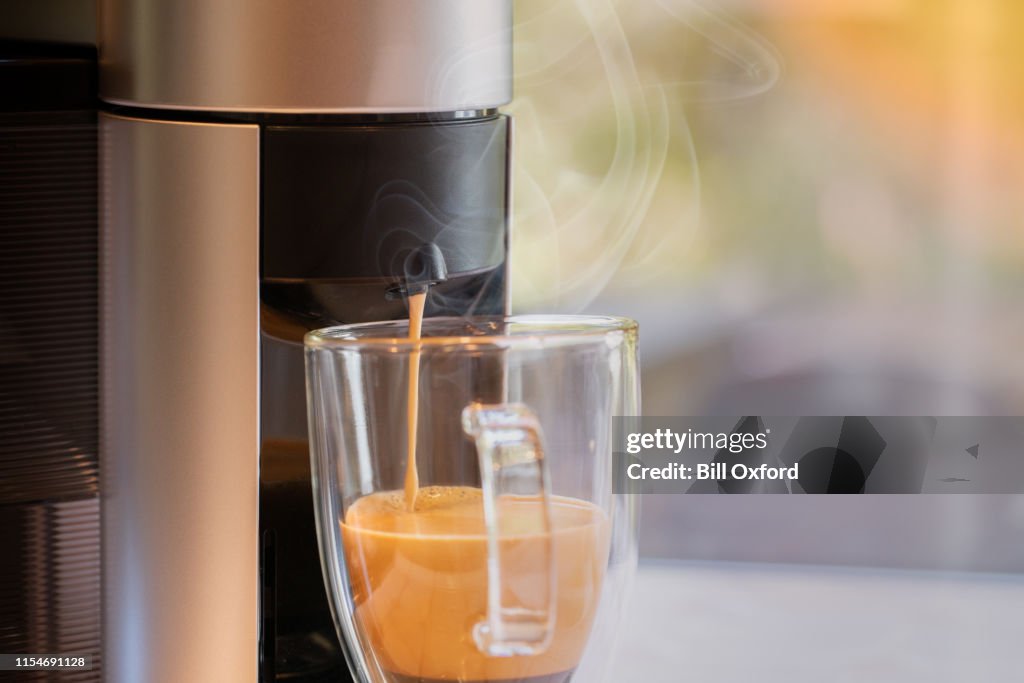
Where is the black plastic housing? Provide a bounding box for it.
[262,116,508,282]
[259,115,509,335]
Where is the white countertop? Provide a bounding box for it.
[607,560,1024,682]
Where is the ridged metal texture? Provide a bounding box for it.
[0,499,101,682]
[0,113,101,680]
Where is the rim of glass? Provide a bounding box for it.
[305,314,637,350]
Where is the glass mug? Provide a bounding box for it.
[305,315,639,683]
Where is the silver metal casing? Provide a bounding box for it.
[98,0,513,112]
[101,113,260,683]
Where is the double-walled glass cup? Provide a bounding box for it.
[305,315,639,683]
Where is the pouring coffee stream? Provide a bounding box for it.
[400,242,449,511]
[404,289,426,511]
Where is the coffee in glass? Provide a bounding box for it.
[305,316,640,683]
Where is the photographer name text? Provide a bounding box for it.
[626,461,798,481]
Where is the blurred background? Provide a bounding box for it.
[511,0,1024,416]
[509,1,1024,678]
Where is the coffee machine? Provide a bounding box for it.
[2,1,512,681]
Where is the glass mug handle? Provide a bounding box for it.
[462,402,556,657]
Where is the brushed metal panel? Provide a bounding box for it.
[100,113,259,683]
[98,0,512,113]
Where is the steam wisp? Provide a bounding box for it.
[511,0,782,312]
